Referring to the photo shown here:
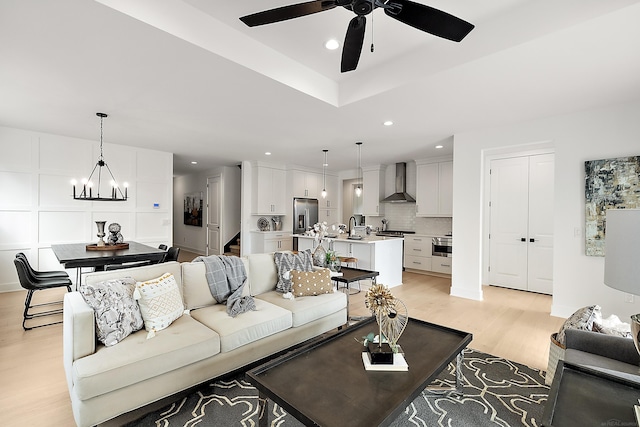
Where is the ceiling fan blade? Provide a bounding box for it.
[384,0,474,42]
[240,0,337,27]
[341,16,366,73]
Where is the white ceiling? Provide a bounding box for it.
[1,0,640,175]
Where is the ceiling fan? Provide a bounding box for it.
[240,0,474,73]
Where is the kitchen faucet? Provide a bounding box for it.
[348,216,357,236]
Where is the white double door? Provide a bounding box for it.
[489,154,554,294]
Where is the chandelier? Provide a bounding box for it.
[71,113,128,201]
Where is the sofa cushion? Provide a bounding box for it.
[181,259,252,310]
[79,277,143,347]
[72,314,220,400]
[246,253,279,295]
[256,290,347,328]
[556,305,601,346]
[135,273,184,333]
[274,250,313,293]
[290,268,333,296]
[190,299,292,353]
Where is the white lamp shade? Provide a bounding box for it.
[604,209,640,295]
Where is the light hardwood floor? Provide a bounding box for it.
[0,251,565,426]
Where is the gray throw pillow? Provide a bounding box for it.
[556,305,601,346]
[274,250,313,293]
[80,277,144,346]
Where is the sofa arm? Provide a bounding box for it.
[63,292,96,364]
[565,329,640,365]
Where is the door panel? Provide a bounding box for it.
[488,154,554,295]
[207,176,221,256]
[527,154,554,294]
[489,157,529,290]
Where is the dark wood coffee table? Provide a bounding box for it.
[247,316,472,427]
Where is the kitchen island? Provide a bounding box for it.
[295,234,403,288]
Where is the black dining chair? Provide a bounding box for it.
[164,247,180,262]
[13,257,72,330]
[15,253,70,280]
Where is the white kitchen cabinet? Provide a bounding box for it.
[430,257,452,274]
[415,159,452,217]
[403,235,432,271]
[251,231,292,254]
[332,241,372,270]
[291,170,320,199]
[319,174,339,220]
[252,164,286,215]
[362,165,385,217]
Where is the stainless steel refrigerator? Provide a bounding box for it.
[293,198,318,235]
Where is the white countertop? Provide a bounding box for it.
[294,233,403,243]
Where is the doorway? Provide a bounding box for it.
[488,153,554,294]
[207,175,221,256]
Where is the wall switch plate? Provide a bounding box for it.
[626,293,634,303]
[574,227,582,237]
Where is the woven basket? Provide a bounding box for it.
[545,332,566,385]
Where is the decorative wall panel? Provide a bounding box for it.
[585,155,640,256]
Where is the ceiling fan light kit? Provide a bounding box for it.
[240,0,474,72]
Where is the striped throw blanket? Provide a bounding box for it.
[193,255,256,317]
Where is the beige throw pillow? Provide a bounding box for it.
[291,268,333,297]
[134,273,184,336]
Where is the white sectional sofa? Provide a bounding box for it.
[63,253,348,427]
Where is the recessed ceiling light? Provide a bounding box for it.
[325,39,339,50]
[383,121,394,126]
[191,161,198,164]
[435,145,443,149]
[265,152,271,156]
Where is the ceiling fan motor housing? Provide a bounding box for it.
[351,0,374,15]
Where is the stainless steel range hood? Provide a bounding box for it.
[381,162,416,203]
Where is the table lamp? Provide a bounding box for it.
[604,209,640,423]
[603,208,640,352]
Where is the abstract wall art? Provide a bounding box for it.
[184,192,203,227]
[584,155,640,256]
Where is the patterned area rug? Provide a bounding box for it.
[126,349,548,427]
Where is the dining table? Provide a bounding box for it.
[51,241,167,286]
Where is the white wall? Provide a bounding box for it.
[173,166,242,255]
[0,126,173,292]
[452,100,640,319]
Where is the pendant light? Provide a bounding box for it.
[321,149,328,199]
[355,142,363,197]
[71,113,128,201]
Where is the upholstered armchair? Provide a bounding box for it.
[564,329,640,384]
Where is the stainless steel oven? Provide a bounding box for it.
[432,237,452,257]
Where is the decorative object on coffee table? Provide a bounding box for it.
[364,283,407,364]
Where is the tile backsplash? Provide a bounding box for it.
[367,203,452,236]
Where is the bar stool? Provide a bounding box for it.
[337,257,360,294]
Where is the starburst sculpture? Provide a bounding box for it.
[365,284,408,352]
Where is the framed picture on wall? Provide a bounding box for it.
[585,155,640,256]
[184,192,203,227]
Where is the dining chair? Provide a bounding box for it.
[15,253,69,280]
[13,257,72,330]
[164,247,180,262]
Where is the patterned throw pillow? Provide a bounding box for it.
[274,250,313,293]
[79,277,144,347]
[291,268,333,297]
[556,305,601,345]
[134,273,184,335]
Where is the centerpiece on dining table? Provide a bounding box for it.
[86,221,129,250]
